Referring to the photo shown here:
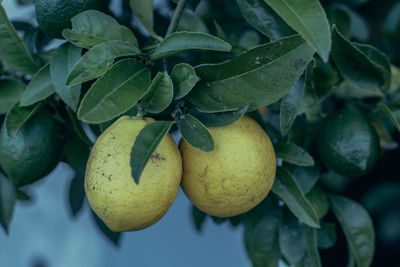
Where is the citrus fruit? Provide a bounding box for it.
[317,108,380,177]
[180,116,276,217]
[85,116,182,232]
[35,0,107,38]
[0,110,63,187]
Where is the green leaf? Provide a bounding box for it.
[141,72,174,113]
[4,103,42,137]
[68,175,85,217]
[335,80,383,99]
[0,5,38,74]
[20,64,55,107]
[263,0,331,62]
[300,65,321,121]
[369,115,398,150]
[330,194,375,267]
[65,135,90,217]
[62,10,138,49]
[311,57,341,98]
[280,77,305,134]
[337,5,370,42]
[211,216,228,225]
[302,225,322,267]
[292,165,320,194]
[177,10,209,33]
[15,188,30,202]
[130,121,173,183]
[130,0,162,41]
[213,20,228,41]
[353,43,391,92]
[0,172,16,234]
[67,40,141,86]
[272,167,320,228]
[274,142,314,166]
[237,30,261,50]
[78,59,151,123]
[306,186,329,219]
[375,102,400,134]
[91,211,121,246]
[317,222,337,249]
[191,205,207,232]
[279,209,307,266]
[244,210,281,267]
[0,79,25,114]
[67,108,92,146]
[179,114,214,152]
[151,31,232,61]
[236,0,294,40]
[327,6,351,39]
[320,170,351,194]
[384,1,400,45]
[171,63,199,99]
[50,43,82,111]
[188,104,248,127]
[331,27,387,98]
[186,35,314,112]
[390,65,400,92]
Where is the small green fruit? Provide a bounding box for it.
[0,111,63,186]
[317,109,380,177]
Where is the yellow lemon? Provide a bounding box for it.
[180,116,276,217]
[85,116,182,231]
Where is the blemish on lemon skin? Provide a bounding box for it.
[151,153,166,162]
[199,166,208,178]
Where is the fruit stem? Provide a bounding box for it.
[165,0,187,37]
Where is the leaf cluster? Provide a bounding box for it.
[0,0,399,264]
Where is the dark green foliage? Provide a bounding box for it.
[1,0,400,265]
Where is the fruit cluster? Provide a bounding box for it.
[84,116,276,231]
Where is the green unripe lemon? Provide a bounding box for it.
[85,116,182,232]
[180,116,276,217]
[317,109,380,177]
[35,0,107,38]
[0,111,63,187]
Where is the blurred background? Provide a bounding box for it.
[0,162,251,267]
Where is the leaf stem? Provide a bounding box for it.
[165,0,187,37]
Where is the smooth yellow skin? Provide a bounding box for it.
[180,116,276,217]
[85,116,182,232]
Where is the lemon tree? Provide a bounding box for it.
[1,0,400,265]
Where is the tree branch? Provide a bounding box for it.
[165,0,187,37]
